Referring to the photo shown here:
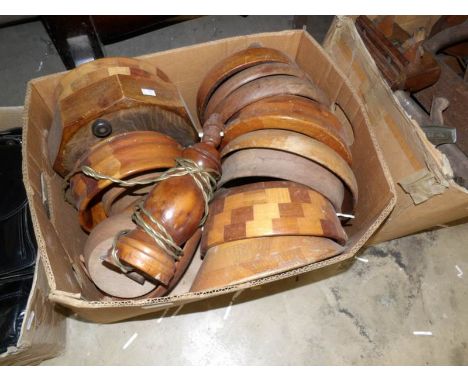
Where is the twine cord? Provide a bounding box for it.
[81,158,218,222]
[109,229,133,273]
[132,202,183,260]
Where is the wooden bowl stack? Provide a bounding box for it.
[190,47,358,292]
[49,57,201,299]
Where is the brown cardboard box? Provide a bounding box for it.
[323,17,468,244]
[0,107,65,366]
[23,30,395,323]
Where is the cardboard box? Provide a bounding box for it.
[24,30,395,323]
[323,17,468,244]
[0,107,65,366]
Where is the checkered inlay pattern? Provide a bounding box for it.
[201,181,347,253]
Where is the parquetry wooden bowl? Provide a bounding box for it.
[48,56,197,177]
[201,181,348,254]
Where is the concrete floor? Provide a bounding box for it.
[43,224,468,365]
[1,15,467,365]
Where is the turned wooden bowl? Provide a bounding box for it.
[197,46,293,121]
[209,75,330,124]
[218,148,346,212]
[190,236,344,292]
[202,62,306,122]
[220,129,358,208]
[69,131,182,232]
[100,172,160,217]
[222,95,353,165]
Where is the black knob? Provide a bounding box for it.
[91,119,112,138]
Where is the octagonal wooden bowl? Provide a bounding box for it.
[48,56,197,177]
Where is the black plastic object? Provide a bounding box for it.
[91,119,112,138]
[0,128,37,354]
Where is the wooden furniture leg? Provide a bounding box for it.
[42,16,104,69]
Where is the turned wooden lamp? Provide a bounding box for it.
[106,115,223,285]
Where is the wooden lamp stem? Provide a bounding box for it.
[112,114,223,285]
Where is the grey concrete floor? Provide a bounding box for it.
[1,15,467,365]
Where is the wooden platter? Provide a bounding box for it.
[201,181,347,254]
[190,236,344,292]
[69,131,182,232]
[221,129,358,207]
[196,47,292,120]
[218,148,345,211]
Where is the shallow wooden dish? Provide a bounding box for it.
[211,75,330,124]
[228,94,351,145]
[203,62,305,122]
